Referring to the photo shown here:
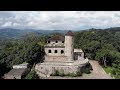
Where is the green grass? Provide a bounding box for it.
[103,66,112,74]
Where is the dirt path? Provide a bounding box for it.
[43,60,113,79]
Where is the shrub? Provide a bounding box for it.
[67,72,77,77]
[50,69,82,77]
[84,68,91,74]
[66,71,82,77]
[50,70,59,76]
[54,70,59,76]
[76,71,82,76]
[25,69,39,79]
[81,63,91,74]
[111,64,120,79]
[58,69,64,77]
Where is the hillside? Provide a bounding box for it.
[0,27,120,79]
[74,28,120,79]
[0,28,68,39]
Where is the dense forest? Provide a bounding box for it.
[74,28,120,78]
[0,27,120,79]
[0,33,46,78]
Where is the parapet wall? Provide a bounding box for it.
[35,59,89,77]
[35,63,81,76]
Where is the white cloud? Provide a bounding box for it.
[2,21,12,27]
[0,11,120,30]
[13,23,20,27]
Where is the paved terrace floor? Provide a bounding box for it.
[42,60,113,79]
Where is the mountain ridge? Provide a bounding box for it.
[0,27,120,39]
[0,28,69,39]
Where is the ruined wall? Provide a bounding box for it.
[35,64,81,76]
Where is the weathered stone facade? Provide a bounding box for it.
[64,35,74,61]
[45,56,68,62]
[35,31,89,77]
[45,47,65,56]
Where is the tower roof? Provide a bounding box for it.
[65,30,74,36]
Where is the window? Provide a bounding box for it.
[61,50,64,54]
[54,50,58,53]
[79,53,81,56]
[56,41,58,43]
[62,41,64,43]
[48,41,50,43]
[48,50,51,53]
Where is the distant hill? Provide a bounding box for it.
[0,28,68,39]
[89,27,120,32]
[0,27,120,39]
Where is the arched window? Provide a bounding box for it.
[56,41,58,43]
[48,50,51,53]
[61,50,64,54]
[54,50,58,53]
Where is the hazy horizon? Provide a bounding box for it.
[0,11,120,30]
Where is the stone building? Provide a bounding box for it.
[4,68,28,79]
[35,31,89,77]
[4,63,29,79]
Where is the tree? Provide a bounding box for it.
[112,63,120,79]
[0,33,46,77]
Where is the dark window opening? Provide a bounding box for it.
[48,50,51,53]
[55,50,58,53]
[79,53,81,56]
[56,41,58,43]
[48,41,50,43]
[61,50,64,54]
[62,41,64,43]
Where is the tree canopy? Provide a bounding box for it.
[74,28,120,78]
[0,33,46,78]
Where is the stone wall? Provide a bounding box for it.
[4,75,21,79]
[35,59,89,77]
[45,56,68,62]
[45,47,65,56]
[13,65,27,69]
[74,52,84,60]
[35,64,81,76]
[48,41,64,44]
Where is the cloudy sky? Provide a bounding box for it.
[0,11,120,30]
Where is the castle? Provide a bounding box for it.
[35,31,89,77]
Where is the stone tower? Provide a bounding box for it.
[65,31,74,61]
